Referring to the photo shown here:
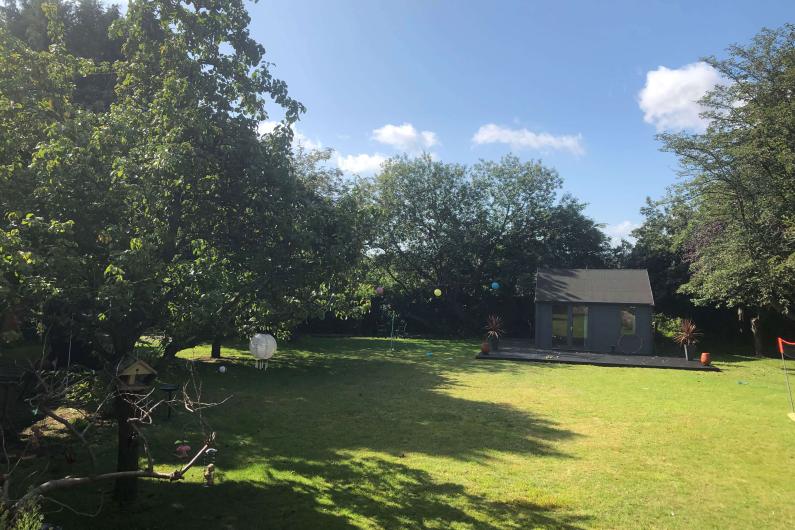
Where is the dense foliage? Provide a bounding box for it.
[0,0,370,365]
[0,0,371,501]
[0,0,123,110]
[360,154,611,335]
[658,25,795,322]
[625,196,693,315]
[623,24,795,350]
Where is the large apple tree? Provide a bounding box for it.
[0,0,367,503]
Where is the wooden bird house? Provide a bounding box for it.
[116,357,157,391]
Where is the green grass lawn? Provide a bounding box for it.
[42,337,795,529]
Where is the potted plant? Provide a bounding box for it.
[673,319,702,361]
[484,315,505,352]
[480,340,490,354]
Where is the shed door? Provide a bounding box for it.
[551,304,568,347]
[571,305,588,348]
[551,304,589,349]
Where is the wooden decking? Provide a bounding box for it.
[477,340,720,371]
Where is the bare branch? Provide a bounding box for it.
[39,407,97,471]
[12,431,217,512]
[2,339,229,520]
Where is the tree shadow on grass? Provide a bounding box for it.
[205,353,578,463]
[50,337,585,528]
[60,459,588,529]
[250,454,589,529]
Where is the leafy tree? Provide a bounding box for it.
[0,0,123,110]
[605,239,634,269]
[659,25,795,351]
[0,0,370,502]
[160,147,373,358]
[364,154,610,334]
[627,195,694,315]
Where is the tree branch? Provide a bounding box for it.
[12,434,216,512]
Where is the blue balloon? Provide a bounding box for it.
[491,281,500,290]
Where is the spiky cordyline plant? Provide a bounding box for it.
[673,319,702,361]
[484,315,505,339]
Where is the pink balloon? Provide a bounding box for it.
[375,286,385,295]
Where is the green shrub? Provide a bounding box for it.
[0,496,43,530]
[653,314,683,338]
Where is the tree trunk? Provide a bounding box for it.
[211,337,222,359]
[683,344,689,361]
[113,394,139,503]
[163,341,181,359]
[751,315,764,357]
[48,332,98,368]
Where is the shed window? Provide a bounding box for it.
[620,307,636,335]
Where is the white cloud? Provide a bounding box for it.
[293,131,322,151]
[471,124,585,155]
[260,120,384,174]
[638,62,722,132]
[372,123,438,152]
[336,153,387,174]
[257,120,280,136]
[602,220,640,246]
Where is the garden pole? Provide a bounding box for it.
[390,312,395,351]
[778,338,795,420]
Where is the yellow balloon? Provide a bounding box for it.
[433,288,442,297]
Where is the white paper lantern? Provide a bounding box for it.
[249,333,277,360]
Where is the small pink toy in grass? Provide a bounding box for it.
[175,443,191,459]
[375,286,385,296]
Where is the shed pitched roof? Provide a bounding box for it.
[535,269,654,305]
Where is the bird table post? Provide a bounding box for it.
[113,357,158,502]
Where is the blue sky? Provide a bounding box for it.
[246,0,793,243]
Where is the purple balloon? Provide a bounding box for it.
[375,286,385,295]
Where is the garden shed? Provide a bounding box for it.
[534,269,654,355]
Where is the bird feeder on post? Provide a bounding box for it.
[116,357,158,392]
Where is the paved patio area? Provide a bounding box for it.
[477,340,719,371]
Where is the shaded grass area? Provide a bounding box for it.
[29,337,795,528]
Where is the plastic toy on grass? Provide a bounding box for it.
[204,447,218,465]
[204,463,215,487]
[174,441,191,459]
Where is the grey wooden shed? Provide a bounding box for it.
[534,269,655,355]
